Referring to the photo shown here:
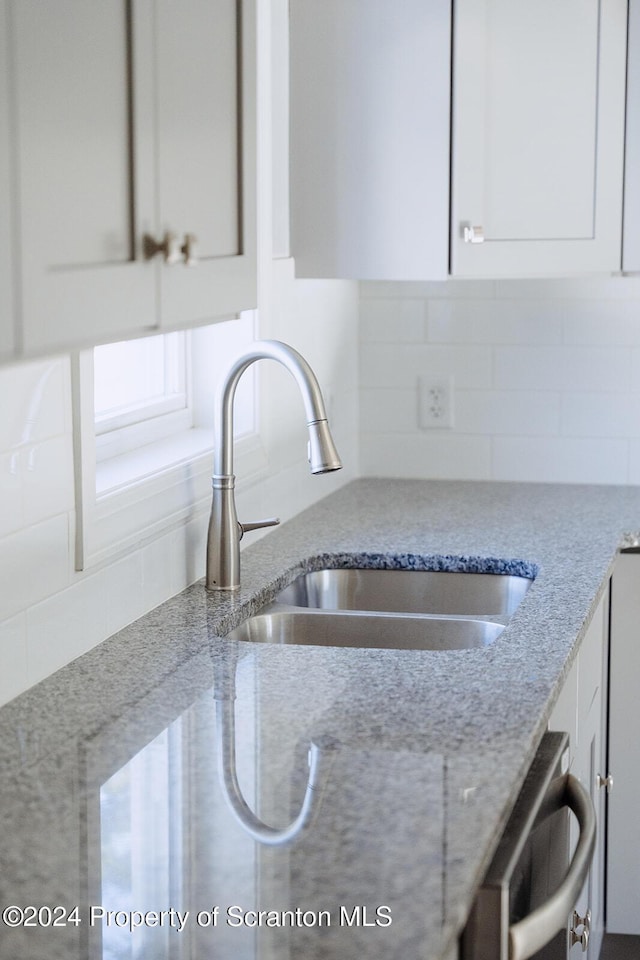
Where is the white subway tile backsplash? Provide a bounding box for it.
[0,357,68,452]
[428,299,563,345]
[26,574,109,686]
[104,553,145,637]
[0,614,28,706]
[361,279,496,300]
[562,302,640,345]
[493,346,631,392]
[456,390,561,436]
[360,298,426,343]
[360,389,417,434]
[628,348,640,389]
[142,530,184,613]
[0,451,24,538]
[360,277,640,486]
[361,432,491,480]
[627,441,640,484]
[359,343,492,390]
[492,437,628,484]
[0,515,70,621]
[495,276,640,301]
[561,393,640,438]
[22,435,75,526]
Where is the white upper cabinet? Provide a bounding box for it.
[451,0,628,277]
[289,0,451,281]
[2,0,256,361]
[290,0,628,281]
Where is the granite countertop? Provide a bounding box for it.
[1,478,639,960]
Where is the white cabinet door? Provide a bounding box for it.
[154,0,256,328]
[549,586,609,960]
[549,657,578,769]
[572,591,608,960]
[451,0,627,277]
[623,0,640,272]
[289,0,450,281]
[607,553,640,935]
[13,0,157,356]
[6,0,256,360]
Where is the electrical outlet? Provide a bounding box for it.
[418,375,454,430]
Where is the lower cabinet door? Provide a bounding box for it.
[607,553,640,934]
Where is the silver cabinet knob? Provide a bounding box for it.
[570,909,591,952]
[180,232,198,266]
[143,231,199,266]
[143,230,182,264]
[462,224,485,244]
[597,772,614,793]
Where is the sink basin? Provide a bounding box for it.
[226,610,503,650]
[275,568,531,617]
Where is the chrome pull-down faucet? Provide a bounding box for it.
[206,340,342,591]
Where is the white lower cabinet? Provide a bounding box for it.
[607,553,640,935]
[548,585,609,960]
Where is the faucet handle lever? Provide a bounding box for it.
[238,518,280,540]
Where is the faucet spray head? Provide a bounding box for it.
[307,419,343,474]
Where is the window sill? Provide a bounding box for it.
[96,427,215,497]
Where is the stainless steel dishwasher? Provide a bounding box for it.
[461,731,596,960]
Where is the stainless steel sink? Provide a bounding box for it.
[226,610,503,650]
[275,568,531,617]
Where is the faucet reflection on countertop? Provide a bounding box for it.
[206,340,342,591]
[212,638,339,846]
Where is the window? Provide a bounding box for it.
[94,331,190,461]
[72,313,268,571]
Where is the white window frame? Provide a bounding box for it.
[71,313,269,572]
[94,330,192,463]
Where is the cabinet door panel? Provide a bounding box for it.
[608,554,640,934]
[482,0,598,242]
[549,585,608,959]
[623,0,640,271]
[290,0,450,281]
[452,0,626,276]
[548,657,578,769]
[157,0,256,326]
[156,0,239,259]
[13,0,157,354]
[17,2,130,267]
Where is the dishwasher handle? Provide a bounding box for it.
[509,773,596,960]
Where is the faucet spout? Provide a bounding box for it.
[206,340,342,591]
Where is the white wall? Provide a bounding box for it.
[360,276,640,484]
[0,3,359,707]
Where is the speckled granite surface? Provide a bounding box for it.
[1,478,639,960]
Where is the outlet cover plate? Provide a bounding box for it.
[418,375,454,429]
